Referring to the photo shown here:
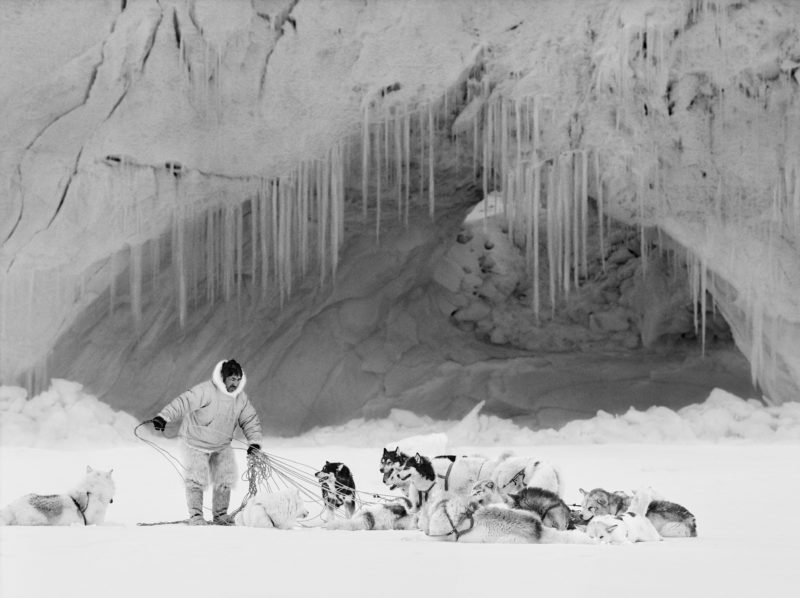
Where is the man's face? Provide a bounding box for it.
[224,374,241,392]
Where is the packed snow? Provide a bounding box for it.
[1,380,799,598]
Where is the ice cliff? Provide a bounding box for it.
[0,0,798,433]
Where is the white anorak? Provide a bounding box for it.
[158,360,262,452]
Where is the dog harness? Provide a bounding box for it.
[427,499,475,541]
[501,468,526,491]
[436,460,455,492]
[70,492,89,525]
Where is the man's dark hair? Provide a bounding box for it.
[221,359,243,379]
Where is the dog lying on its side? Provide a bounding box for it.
[0,466,115,526]
[425,493,595,544]
[579,487,697,537]
[315,461,356,520]
[234,488,309,529]
[324,497,419,531]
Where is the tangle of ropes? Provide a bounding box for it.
[134,420,403,526]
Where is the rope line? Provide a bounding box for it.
[136,420,409,526]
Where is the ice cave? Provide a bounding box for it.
[1,0,798,435]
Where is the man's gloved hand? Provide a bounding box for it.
[247,443,261,456]
[152,416,166,432]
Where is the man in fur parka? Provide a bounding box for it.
[151,359,262,525]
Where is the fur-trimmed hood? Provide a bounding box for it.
[211,360,247,398]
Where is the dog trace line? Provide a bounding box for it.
[135,420,401,526]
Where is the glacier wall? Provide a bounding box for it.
[1,0,798,431]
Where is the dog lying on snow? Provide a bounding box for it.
[584,488,662,544]
[471,481,573,531]
[234,488,309,529]
[0,466,115,526]
[315,461,357,521]
[324,497,419,531]
[424,493,595,544]
[580,487,697,538]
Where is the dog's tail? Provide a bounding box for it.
[324,512,375,531]
[539,526,597,545]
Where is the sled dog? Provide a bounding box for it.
[491,456,564,497]
[507,487,572,530]
[324,497,418,531]
[579,487,697,537]
[0,466,115,526]
[315,461,356,520]
[470,480,509,507]
[425,493,595,544]
[380,447,411,492]
[585,488,662,544]
[234,488,309,529]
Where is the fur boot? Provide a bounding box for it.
[185,484,206,525]
[212,485,233,525]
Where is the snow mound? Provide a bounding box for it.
[1,383,798,449]
[0,380,139,448]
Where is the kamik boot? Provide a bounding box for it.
[186,485,206,525]
[212,484,233,525]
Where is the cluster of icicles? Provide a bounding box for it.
[5,0,800,403]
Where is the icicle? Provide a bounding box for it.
[362,107,369,220]
[376,117,382,241]
[250,195,257,289]
[129,243,142,329]
[482,98,489,213]
[571,153,579,291]
[533,164,541,323]
[109,251,118,317]
[404,107,411,226]
[420,108,426,206]
[547,161,557,314]
[428,103,435,218]
[270,179,279,298]
[473,102,479,179]
[595,150,606,272]
[395,113,402,221]
[236,203,243,304]
[639,174,647,277]
[581,149,588,280]
[320,158,329,285]
[259,181,270,298]
[700,257,707,355]
[173,213,186,328]
[331,144,341,279]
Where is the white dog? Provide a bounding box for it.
[0,466,115,526]
[324,498,419,531]
[585,488,663,544]
[234,488,309,529]
[490,456,564,497]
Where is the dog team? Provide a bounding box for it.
[0,446,697,545]
[0,359,696,543]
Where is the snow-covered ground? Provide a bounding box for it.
[2,381,800,598]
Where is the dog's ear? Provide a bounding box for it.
[86,465,94,473]
[597,496,608,506]
[606,524,618,532]
[485,481,495,489]
[382,448,389,457]
[414,453,422,463]
[579,488,587,496]
[336,463,344,473]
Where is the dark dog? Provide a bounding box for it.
[315,461,356,520]
[380,447,410,490]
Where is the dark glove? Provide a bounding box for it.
[152,416,166,432]
[247,443,261,456]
